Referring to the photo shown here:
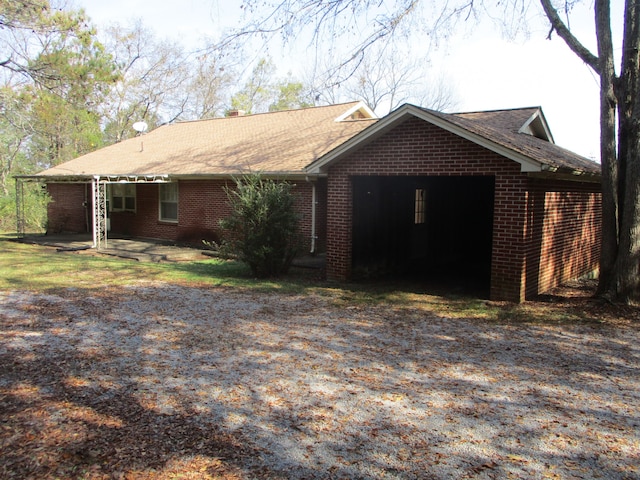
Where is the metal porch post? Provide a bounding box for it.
[92,176,107,250]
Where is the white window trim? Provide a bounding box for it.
[159,182,179,223]
[109,183,136,213]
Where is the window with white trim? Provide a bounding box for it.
[110,183,136,212]
[159,183,178,222]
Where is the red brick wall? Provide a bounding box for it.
[46,183,90,233]
[117,180,233,243]
[525,179,601,298]
[50,179,318,252]
[313,178,328,252]
[325,116,601,302]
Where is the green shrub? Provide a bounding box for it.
[0,182,49,233]
[219,174,300,278]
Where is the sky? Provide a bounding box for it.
[73,0,623,161]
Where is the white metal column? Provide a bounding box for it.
[92,176,107,250]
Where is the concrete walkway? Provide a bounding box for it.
[21,234,326,268]
[21,234,208,263]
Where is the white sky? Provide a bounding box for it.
[73,0,623,161]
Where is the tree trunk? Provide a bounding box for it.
[595,0,620,296]
[607,0,640,302]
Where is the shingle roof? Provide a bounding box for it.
[453,107,541,133]
[440,107,600,175]
[35,102,377,179]
[35,102,600,181]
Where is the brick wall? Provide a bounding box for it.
[50,179,318,252]
[325,116,601,302]
[525,179,601,298]
[46,183,90,233]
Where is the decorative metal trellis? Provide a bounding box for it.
[91,175,170,250]
[92,176,108,250]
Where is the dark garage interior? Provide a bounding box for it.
[352,175,495,296]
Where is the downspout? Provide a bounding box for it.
[309,179,317,254]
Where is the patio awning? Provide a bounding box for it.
[14,174,172,248]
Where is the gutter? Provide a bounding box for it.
[531,165,602,183]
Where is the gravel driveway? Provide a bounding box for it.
[1,282,639,479]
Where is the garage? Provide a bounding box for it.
[308,104,602,302]
[352,175,494,294]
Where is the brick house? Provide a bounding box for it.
[26,102,601,302]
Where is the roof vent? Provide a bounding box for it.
[334,102,377,122]
[227,110,246,117]
[519,110,554,143]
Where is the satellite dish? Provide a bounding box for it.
[132,121,148,133]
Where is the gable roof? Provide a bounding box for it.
[34,102,377,180]
[307,104,600,177]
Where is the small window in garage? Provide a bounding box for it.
[414,188,426,224]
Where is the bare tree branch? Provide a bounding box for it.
[538,0,600,72]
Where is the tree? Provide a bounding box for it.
[229,57,313,114]
[23,15,117,167]
[100,21,191,143]
[342,43,458,113]
[233,0,635,303]
[220,174,300,278]
[1,1,99,86]
[185,52,235,119]
[269,75,314,111]
[1,1,118,168]
[229,57,277,114]
[539,0,637,302]
[0,87,29,195]
[0,1,118,232]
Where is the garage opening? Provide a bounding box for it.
[352,176,495,296]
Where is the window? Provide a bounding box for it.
[110,183,136,212]
[159,183,178,222]
[414,189,426,224]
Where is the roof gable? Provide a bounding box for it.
[307,104,599,177]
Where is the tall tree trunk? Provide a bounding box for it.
[608,0,640,301]
[540,0,640,302]
[595,0,620,296]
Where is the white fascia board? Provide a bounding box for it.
[311,104,543,174]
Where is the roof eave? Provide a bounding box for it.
[26,171,322,183]
[532,166,602,183]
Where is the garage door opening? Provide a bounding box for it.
[352,176,495,296]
